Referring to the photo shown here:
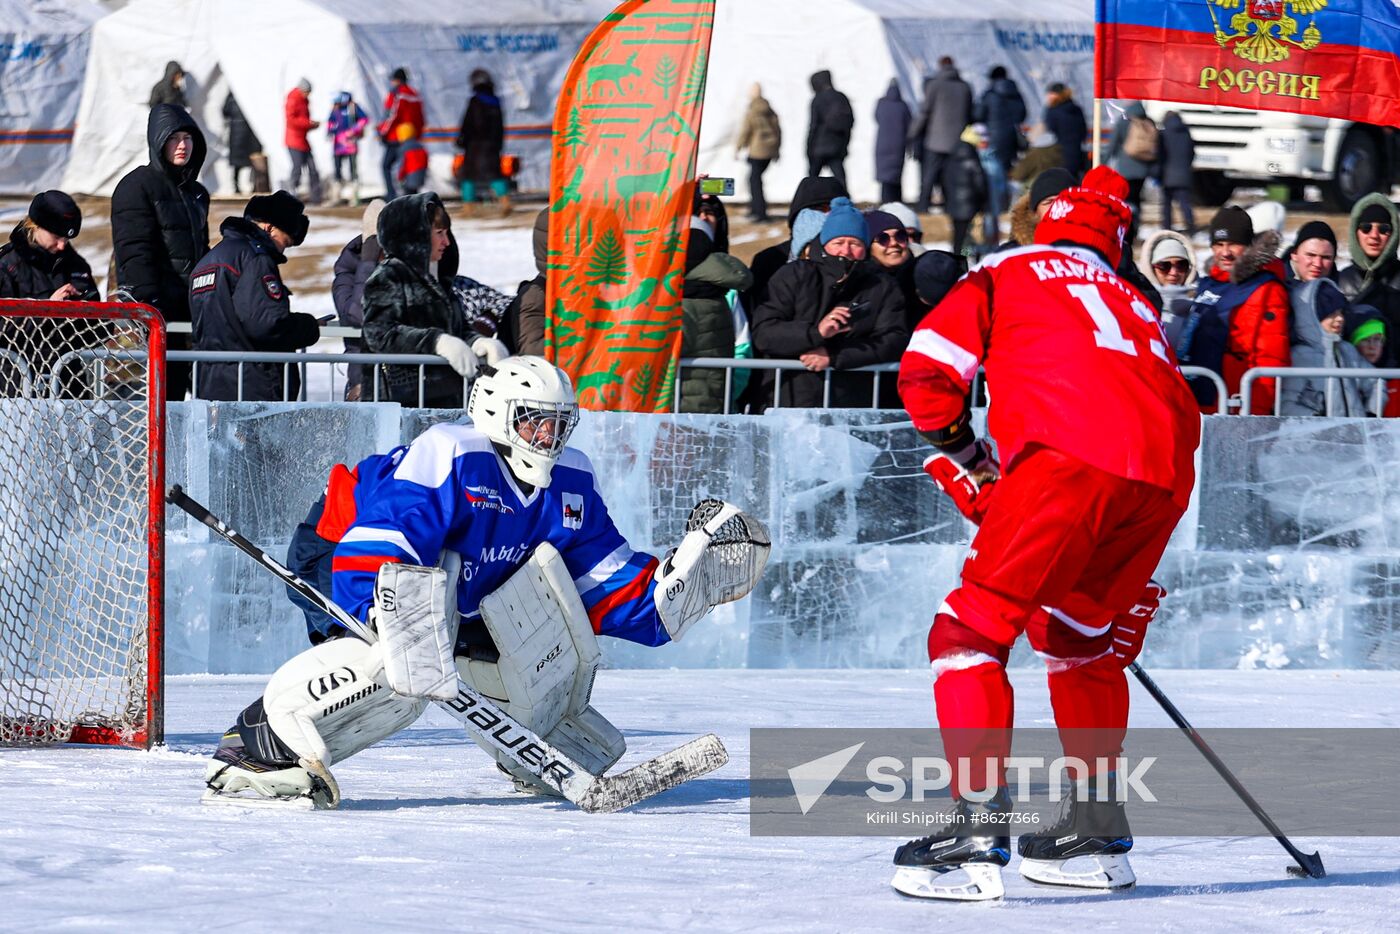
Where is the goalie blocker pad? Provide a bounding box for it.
[375,562,458,701]
[467,542,625,779]
[654,500,771,642]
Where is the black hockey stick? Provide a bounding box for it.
[166,484,728,814]
[1128,662,1326,879]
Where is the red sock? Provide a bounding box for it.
[929,612,1014,798]
[1047,655,1128,781]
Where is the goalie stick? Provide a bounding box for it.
[1129,662,1325,879]
[166,484,728,814]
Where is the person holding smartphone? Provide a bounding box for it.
[751,197,908,409]
[0,190,99,303]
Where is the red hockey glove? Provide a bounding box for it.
[922,443,1000,525]
[1109,580,1167,668]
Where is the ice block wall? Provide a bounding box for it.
[164,403,1400,673]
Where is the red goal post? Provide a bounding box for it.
[0,300,165,748]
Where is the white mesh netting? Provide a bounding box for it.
[0,305,159,747]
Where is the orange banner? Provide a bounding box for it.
[545,0,715,411]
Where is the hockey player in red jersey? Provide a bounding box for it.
[891,166,1200,901]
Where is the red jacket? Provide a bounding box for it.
[1202,233,1292,414]
[899,244,1200,507]
[378,84,424,143]
[284,88,315,151]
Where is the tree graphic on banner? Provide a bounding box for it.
[562,107,587,159]
[586,228,627,286]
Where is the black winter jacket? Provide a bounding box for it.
[874,81,912,184]
[751,252,909,408]
[1156,112,1196,190]
[361,193,469,407]
[746,175,849,309]
[680,252,752,413]
[0,223,100,302]
[941,141,987,221]
[1044,98,1088,178]
[222,93,261,169]
[806,71,853,162]
[188,216,320,401]
[455,86,505,183]
[975,78,1028,170]
[111,104,210,323]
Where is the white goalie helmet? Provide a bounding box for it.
[467,356,580,488]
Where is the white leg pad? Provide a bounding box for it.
[264,637,428,769]
[545,706,626,775]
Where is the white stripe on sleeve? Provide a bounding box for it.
[573,543,635,596]
[906,329,980,383]
[340,526,424,564]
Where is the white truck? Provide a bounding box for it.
[1140,101,1393,210]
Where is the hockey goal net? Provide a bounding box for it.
[0,301,164,748]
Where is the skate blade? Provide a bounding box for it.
[891,863,1005,902]
[1019,854,1135,890]
[201,786,325,811]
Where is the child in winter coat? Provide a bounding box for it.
[326,92,368,205]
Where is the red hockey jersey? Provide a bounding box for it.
[899,245,1200,506]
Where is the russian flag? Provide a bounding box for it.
[1097,0,1400,127]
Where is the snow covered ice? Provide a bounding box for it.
[3,670,1397,931]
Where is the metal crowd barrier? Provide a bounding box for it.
[1240,366,1399,416]
[1179,366,1230,414]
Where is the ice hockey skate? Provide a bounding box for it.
[201,729,336,811]
[890,788,1012,902]
[1017,780,1136,890]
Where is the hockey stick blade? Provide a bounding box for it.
[575,733,729,814]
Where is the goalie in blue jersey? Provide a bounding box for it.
[204,356,770,808]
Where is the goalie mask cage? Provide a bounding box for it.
[0,301,164,748]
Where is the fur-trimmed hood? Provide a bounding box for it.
[1009,192,1036,247]
[1206,228,1284,284]
[1137,229,1199,290]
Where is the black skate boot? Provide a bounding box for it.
[202,699,337,810]
[891,787,1013,901]
[1017,776,1135,890]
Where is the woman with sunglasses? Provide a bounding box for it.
[1338,195,1400,365]
[1136,229,1198,349]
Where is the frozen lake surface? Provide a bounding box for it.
[3,669,1397,932]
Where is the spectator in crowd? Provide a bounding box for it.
[747,175,847,306]
[874,79,912,204]
[285,79,322,204]
[397,138,429,195]
[806,70,854,184]
[0,191,99,302]
[1176,206,1290,414]
[1043,82,1088,178]
[149,61,186,109]
[865,208,917,313]
[696,192,730,253]
[1338,195,1400,353]
[1349,309,1400,415]
[1004,166,1075,249]
[878,201,925,256]
[326,92,369,207]
[1285,220,1338,283]
[973,65,1027,179]
[188,191,320,402]
[332,200,385,400]
[1105,101,1156,218]
[502,207,550,356]
[965,124,1007,253]
[679,218,753,413]
[1157,110,1196,234]
[378,67,424,199]
[734,83,781,222]
[456,69,509,216]
[942,131,987,256]
[910,248,967,318]
[112,103,210,401]
[1279,277,1378,416]
[910,56,972,215]
[789,207,827,261]
[361,193,506,407]
[751,197,908,409]
[1008,126,1063,193]
[1137,230,1198,346]
[223,93,262,195]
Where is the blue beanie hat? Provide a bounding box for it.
[820,197,870,247]
[790,208,828,260]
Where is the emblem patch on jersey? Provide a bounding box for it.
[191,271,216,293]
[262,275,284,301]
[464,484,514,515]
[562,492,584,530]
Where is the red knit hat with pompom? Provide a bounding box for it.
[1032,165,1133,268]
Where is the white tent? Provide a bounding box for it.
[64,0,617,198]
[701,0,1096,205]
[0,0,107,195]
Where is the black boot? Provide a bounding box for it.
[891,787,1012,901]
[1017,777,1135,889]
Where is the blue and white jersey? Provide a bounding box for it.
[331,422,668,647]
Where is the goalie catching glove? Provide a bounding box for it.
[654,499,771,642]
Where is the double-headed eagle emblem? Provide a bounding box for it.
[1208,0,1326,64]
